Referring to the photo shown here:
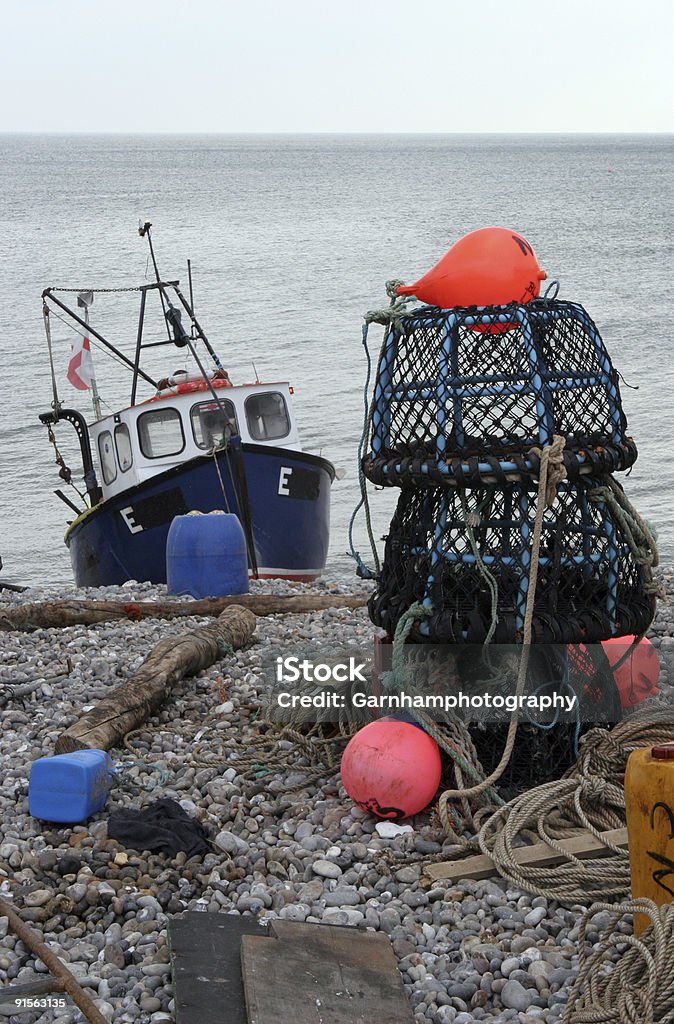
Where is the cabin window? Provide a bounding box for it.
[137,408,185,459]
[98,431,117,485]
[245,392,290,442]
[114,423,133,472]
[190,399,238,450]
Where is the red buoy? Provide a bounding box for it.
[396,227,546,309]
[602,636,660,709]
[341,717,442,820]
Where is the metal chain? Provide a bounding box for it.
[50,286,143,293]
[44,423,87,504]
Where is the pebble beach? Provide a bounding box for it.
[2,572,674,1024]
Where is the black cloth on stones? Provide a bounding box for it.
[108,798,211,858]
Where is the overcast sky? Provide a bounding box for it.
[2,0,673,133]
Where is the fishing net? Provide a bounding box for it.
[365,298,637,489]
[469,642,621,795]
[368,478,653,644]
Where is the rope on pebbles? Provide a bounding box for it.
[563,900,674,1024]
[474,709,674,904]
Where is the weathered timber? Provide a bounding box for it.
[241,920,413,1024]
[55,605,255,753]
[0,593,367,632]
[168,912,268,1024]
[423,827,629,883]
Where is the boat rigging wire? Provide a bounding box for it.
[42,303,62,415]
[43,289,158,388]
[43,303,145,380]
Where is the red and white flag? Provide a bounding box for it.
[67,333,95,391]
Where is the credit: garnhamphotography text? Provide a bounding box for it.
[275,688,578,713]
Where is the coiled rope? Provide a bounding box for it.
[475,708,674,904]
[562,899,674,1024]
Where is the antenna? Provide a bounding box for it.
[187,259,195,312]
[138,220,189,347]
[138,219,171,341]
[252,360,260,383]
[187,259,197,342]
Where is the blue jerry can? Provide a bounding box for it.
[29,749,115,823]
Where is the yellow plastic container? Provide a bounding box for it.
[625,743,674,934]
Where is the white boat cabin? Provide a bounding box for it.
[89,379,301,500]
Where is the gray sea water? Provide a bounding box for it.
[1,134,672,587]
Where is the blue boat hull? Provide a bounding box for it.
[66,443,334,587]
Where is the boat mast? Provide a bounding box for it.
[137,224,232,412]
[139,220,190,348]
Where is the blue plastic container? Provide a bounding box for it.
[29,750,115,823]
[166,512,249,599]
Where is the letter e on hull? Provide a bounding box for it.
[120,506,144,534]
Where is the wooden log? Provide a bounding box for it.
[423,827,629,884]
[0,593,367,633]
[55,605,256,754]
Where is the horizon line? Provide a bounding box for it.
[1,129,673,137]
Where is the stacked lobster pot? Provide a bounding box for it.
[365,297,657,646]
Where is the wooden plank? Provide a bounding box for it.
[424,826,628,883]
[241,921,413,1024]
[269,918,400,969]
[168,913,268,1024]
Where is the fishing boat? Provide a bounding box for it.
[39,224,334,587]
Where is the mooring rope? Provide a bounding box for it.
[189,720,357,789]
[362,278,415,329]
[208,442,232,514]
[435,435,567,834]
[347,321,380,578]
[348,280,420,579]
[588,478,664,605]
[461,490,500,646]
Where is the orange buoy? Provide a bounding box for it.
[396,227,546,309]
[341,717,442,820]
[601,635,660,709]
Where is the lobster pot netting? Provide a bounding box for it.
[368,478,653,645]
[470,644,618,793]
[366,299,637,489]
